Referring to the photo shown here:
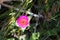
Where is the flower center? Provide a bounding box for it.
[20,18,27,25]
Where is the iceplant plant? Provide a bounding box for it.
[16,15,29,29]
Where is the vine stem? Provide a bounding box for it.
[17,28,21,40]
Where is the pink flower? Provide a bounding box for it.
[16,15,29,29]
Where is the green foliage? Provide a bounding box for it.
[0,0,60,40]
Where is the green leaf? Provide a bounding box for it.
[7,38,15,40]
[30,32,40,40]
[47,29,57,36]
